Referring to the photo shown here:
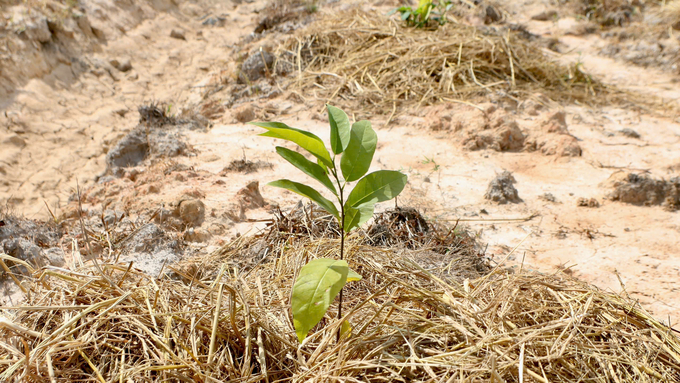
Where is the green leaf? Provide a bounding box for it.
[291,258,349,343]
[345,170,408,208]
[275,147,337,195]
[340,320,352,340]
[347,268,362,282]
[401,11,411,20]
[340,120,377,182]
[251,122,333,168]
[343,203,375,232]
[327,105,351,155]
[268,179,339,219]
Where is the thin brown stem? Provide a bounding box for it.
[332,167,346,342]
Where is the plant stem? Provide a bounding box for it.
[338,192,345,287]
[334,171,346,341]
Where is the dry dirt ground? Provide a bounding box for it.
[1,0,679,327]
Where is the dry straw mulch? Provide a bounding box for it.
[1,207,680,382]
[274,10,636,118]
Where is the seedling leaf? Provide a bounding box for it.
[275,147,337,195]
[251,122,334,168]
[340,120,377,182]
[343,202,375,232]
[340,320,352,340]
[291,258,349,342]
[268,179,339,219]
[345,170,408,208]
[347,268,362,282]
[327,104,351,155]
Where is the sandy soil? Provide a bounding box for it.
[1,0,679,326]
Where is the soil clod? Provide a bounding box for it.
[221,159,272,174]
[577,197,600,207]
[240,49,274,83]
[606,172,680,210]
[485,171,522,204]
[619,127,641,138]
[170,28,186,40]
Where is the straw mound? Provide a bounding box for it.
[275,10,620,117]
[580,0,640,26]
[2,209,680,382]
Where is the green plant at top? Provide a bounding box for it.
[389,0,454,28]
[250,105,408,343]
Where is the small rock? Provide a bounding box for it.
[202,16,226,27]
[237,181,267,209]
[4,135,26,148]
[178,198,206,227]
[484,171,522,204]
[233,104,257,123]
[106,128,149,169]
[23,17,52,43]
[239,50,274,83]
[485,5,502,23]
[103,210,125,226]
[170,29,186,40]
[91,26,106,40]
[184,228,211,242]
[151,130,188,158]
[110,58,132,72]
[114,108,128,117]
[42,247,66,268]
[539,193,557,203]
[531,10,558,21]
[577,197,600,208]
[3,239,42,270]
[618,128,640,139]
[153,208,183,230]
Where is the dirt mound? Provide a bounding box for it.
[524,111,582,157]
[579,0,642,27]
[605,172,680,210]
[485,171,522,204]
[220,159,273,174]
[105,104,209,175]
[0,208,65,303]
[203,203,487,278]
[600,31,680,72]
[274,9,620,117]
[425,103,580,155]
[0,210,62,265]
[2,227,679,381]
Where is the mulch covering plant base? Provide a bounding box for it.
[274,10,644,118]
[1,206,680,382]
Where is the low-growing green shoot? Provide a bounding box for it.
[389,0,454,28]
[250,105,408,343]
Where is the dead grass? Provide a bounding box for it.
[1,207,679,382]
[273,10,639,119]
